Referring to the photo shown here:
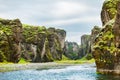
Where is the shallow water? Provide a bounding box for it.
[0,63,120,80]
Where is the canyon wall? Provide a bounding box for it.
[64,41,79,60]
[0,18,66,63]
[92,0,120,75]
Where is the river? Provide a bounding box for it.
[0,63,120,80]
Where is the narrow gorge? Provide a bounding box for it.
[1,0,120,78]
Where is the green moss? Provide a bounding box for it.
[0,50,6,62]
[96,71,103,74]
[45,38,54,61]
[92,11,120,70]
[23,24,47,43]
[55,38,61,51]
[0,22,15,62]
[85,53,93,60]
[0,25,13,35]
[0,18,66,63]
[62,55,70,60]
[104,0,119,19]
[55,58,95,64]
[18,58,29,64]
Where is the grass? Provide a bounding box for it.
[62,55,70,60]
[55,59,95,64]
[18,58,29,64]
[0,60,13,65]
[0,58,29,65]
[0,62,13,66]
[55,56,95,64]
[0,56,95,65]
[0,58,29,72]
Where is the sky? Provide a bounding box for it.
[0,0,105,44]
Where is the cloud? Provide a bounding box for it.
[40,16,100,26]
[66,32,90,45]
[0,0,104,44]
[50,1,90,18]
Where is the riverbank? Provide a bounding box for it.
[0,62,75,72]
[55,59,95,64]
[0,63,97,80]
[0,59,95,72]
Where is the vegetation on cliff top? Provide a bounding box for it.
[55,55,95,64]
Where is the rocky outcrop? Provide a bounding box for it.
[0,19,66,63]
[55,29,66,49]
[0,18,22,63]
[101,0,118,25]
[64,41,79,60]
[92,0,120,75]
[91,26,101,45]
[22,26,66,62]
[77,26,101,60]
[78,35,91,59]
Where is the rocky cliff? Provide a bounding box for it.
[91,26,101,45]
[64,41,79,60]
[0,19,22,63]
[79,35,91,59]
[78,26,101,60]
[64,26,101,60]
[64,35,91,60]
[92,0,120,75]
[0,18,66,63]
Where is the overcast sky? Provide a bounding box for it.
[0,0,104,44]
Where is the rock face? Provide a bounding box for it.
[0,19,22,63]
[64,41,79,60]
[92,0,120,75]
[0,19,66,63]
[101,0,118,25]
[91,26,101,45]
[79,26,101,60]
[22,26,66,62]
[77,26,101,60]
[79,35,91,59]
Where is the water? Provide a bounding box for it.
[0,63,120,80]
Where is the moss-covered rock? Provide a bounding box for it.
[92,0,120,75]
[0,18,22,63]
[0,19,66,63]
[64,41,80,60]
[22,26,66,62]
[101,0,119,25]
[79,35,91,59]
[92,20,116,69]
